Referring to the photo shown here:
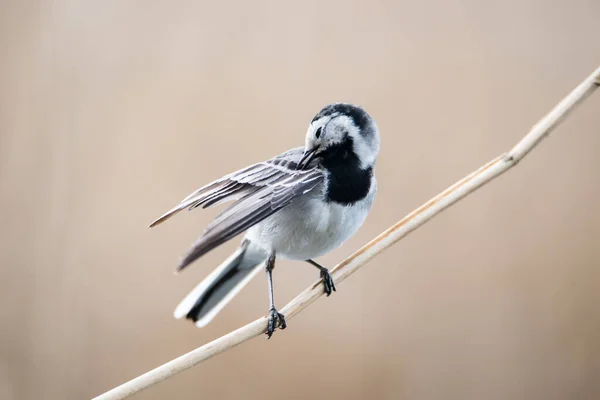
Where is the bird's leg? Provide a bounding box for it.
[266,253,286,339]
[306,259,336,296]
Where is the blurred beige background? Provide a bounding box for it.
[1,1,599,399]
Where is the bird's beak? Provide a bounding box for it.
[297,148,317,170]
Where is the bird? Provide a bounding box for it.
[150,103,380,338]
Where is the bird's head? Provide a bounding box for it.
[297,103,380,170]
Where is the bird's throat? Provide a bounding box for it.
[321,140,373,205]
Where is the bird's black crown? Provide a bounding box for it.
[311,103,371,132]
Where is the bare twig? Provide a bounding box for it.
[93,65,600,400]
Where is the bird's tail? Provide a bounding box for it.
[174,241,267,327]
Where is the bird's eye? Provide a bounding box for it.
[315,127,322,138]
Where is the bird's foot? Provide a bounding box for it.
[266,307,287,339]
[320,268,337,296]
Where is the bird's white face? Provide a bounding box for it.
[301,104,380,169]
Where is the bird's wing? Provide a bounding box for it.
[149,147,325,271]
[149,147,307,227]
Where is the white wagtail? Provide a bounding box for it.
[150,103,380,338]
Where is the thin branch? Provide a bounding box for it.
[93,66,600,400]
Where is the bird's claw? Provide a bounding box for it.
[266,307,286,339]
[320,268,336,296]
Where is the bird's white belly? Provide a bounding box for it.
[245,187,375,260]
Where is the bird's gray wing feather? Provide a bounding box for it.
[177,171,323,271]
[149,147,308,227]
[149,147,324,271]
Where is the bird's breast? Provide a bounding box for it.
[246,178,376,260]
